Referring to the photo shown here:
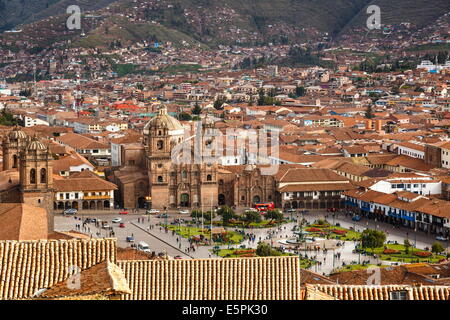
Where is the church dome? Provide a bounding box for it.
[26,136,47,151]
[8,126,28,140]
[143,106,184,135]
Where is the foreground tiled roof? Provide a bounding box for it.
[37,261,131,299]
[312,284,450,300]
[0,238,116,300]
[117,256,300,300]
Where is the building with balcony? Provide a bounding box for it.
[53,170,117,211]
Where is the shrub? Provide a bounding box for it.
[415,251,432,257]
[383,249,400,254]
[306,227,322,232]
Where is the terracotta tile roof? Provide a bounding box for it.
[0,238,117,300]
[57,133,109,150]
[0,204,48,241]
[278,168,350,183]
[36,261,131,299]
[54,170,118,192]
[117,256,300,300]
[300,269,335,286]
[312,284,450,300]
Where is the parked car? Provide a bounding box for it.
[126,236,134,242]
[137,241,151,253]
[174,255,183,260]
[102,224,110,229]
[436,236,448,241]
[112,218,122,223]
[119,223,126,228]
[146,209,160,214]
[179,210,189,215]
[119,210,129,215]
[157,213,168,218]
[352,215,361,222]
[63,208,77,215]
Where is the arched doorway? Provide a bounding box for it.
[218,194,226,206]
[72,202,78,210]
[292,201,298,209]
[104,200,110,209]
[89,201,96,210]
[64,202,70,209]
[58,202,64,210]
[180,193,190,207]
[137,197,146,208]
[97,201,104,210]
[82,201,89,210]
[252,195,261,204]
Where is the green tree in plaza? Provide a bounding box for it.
[431,242,445,255]
[404,239,411,254]
[295,86,305,97]
[361,229,386,253]
[216,206,236,225]
[178,112,192,121]
[365,104,374,119]
[192,102,202,115]
[244,210,262,225]
[191,210,215,222]
[256,242,281,257]
[0,109,18,126]
[213,98,225,110]
[265,209,283,223]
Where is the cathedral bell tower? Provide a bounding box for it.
[19,136,54,220]
[142,106,185,208]
[2,126,28,171]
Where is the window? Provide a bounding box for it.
[390,291,408,300]
[206,174,212,181]
[12,155,18,168]
[157,176,163,183]
[157,140,164,150]
[30,169,36,184]
[75,193,79,199]
[66,193,70,200]
[40,168,47,183]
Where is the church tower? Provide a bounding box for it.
[2,126,28,171]
[19,136,54,231]
[143,106,184,208]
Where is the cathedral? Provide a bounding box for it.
[110,106,219,209]
[0,126,54,230]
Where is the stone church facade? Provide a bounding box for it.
[110,107,219,209]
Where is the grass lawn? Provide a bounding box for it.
[166,225,243,244]
[368,244,446,263]
[303,223,361,241]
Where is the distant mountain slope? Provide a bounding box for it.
[0,0,116,32]
[2,0,450,47]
